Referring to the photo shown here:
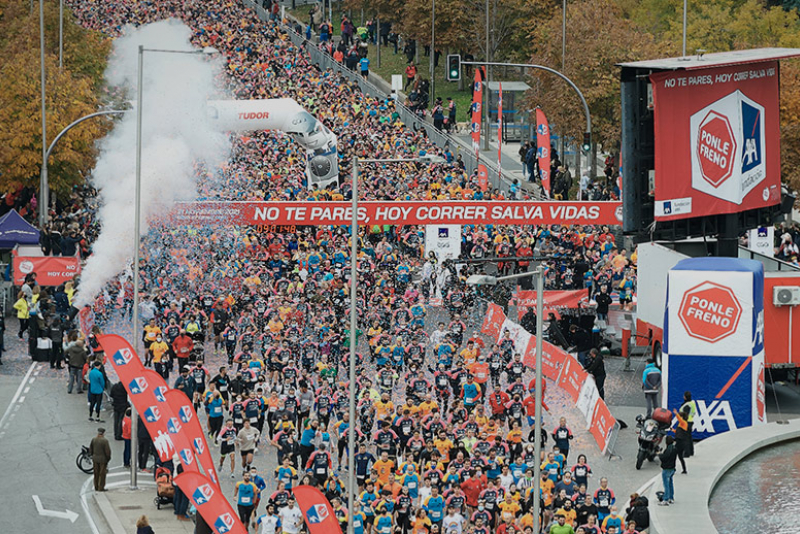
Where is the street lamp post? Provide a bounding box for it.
[347,155,442,534]
[131,45,217,490]
[429,0,435,105]
[39,0,48,227]
[682,0,688,56]
[561,0,567,163]
[467,265,545,532]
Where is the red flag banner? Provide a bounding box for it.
[522,336,569,381]
[471,67,484,157]
[175,472,247,534]
[589,398,617,453]
[168,201,623,227]
[497,82,503,183]
[293,485,342,534]
[557,356,589,401]
[165,389,220,488]
[481,302,506,338]
[514,289,590,319]
[99,334,178,461]
[536,109,551,197]
[78,307,96,338]
[477,164,489,192]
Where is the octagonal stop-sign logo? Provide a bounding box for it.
[696,111,736,187]
[678,281,743,343]
[690,90,766,205]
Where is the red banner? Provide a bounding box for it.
[557,356,588,401]
[168,201,622,227]
[497,83,503,183]
[477,164,489,192]
[650,61,780,221]
[165,389,220,488]
[536,109,551,197]
[100,335,177,461]
[293,485,342,534]
[515,289,590,320]
[78,307,96,338]
[481,303,506,338]
[589,398,617,453]
[175,471,247,534]
[471,68,484,157]
[12,255,80,286]
[522,336,568,382]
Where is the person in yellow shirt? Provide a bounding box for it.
[498,494,521,523]
[433,432,454,462]
[143,319,161,351]
[374,393,394,421]
[373,451,396,486]
[459,341,478,366]
[13,295,30,339]
[149,335,170,378]
[417,395,439,418]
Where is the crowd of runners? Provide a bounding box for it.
[1,0,648,532]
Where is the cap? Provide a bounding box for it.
[97,427,106,434]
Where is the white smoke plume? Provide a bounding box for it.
[75,20,230,306]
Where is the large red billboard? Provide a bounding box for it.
[168,201,622,227]
[12,255,81,286]
[650,61,781,221]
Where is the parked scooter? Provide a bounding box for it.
[635,408,673,470]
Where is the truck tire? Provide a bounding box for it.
[653,341,663,368]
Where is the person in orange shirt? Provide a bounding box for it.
[373,451,396,486]
[468,358,490,385]
[460,341,478,366]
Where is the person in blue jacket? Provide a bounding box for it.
[88,361,105,422]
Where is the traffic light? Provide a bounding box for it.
[582,132,591,153]
[446,54,461,82]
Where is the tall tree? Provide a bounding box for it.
[525,0,670,150]
[0,0,111,196]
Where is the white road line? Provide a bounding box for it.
[80,476,101,534]
[18,396,25,403]
[24,387,30,394]
[0,362,37,433]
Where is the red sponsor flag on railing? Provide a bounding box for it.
[165,389,220,488]
[477,164,489,192]
[498,82,503,183]
[480,302,506,338]
[471,67,484,158]
[175,471,247,534]
[536,108,551,197]
[293,485,342,534]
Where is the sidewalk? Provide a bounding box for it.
[93,471,195,534]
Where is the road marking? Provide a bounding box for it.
[0,362,37,433]
[80,477,101,534]
[24,387,30,394]
[18,396,25,403]
[32,495,79,523]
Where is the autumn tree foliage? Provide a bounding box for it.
[0,0,111,195]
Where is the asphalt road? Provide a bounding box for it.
[0,362,115,533]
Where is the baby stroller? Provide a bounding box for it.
[154,466,175,509]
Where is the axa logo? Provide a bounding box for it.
[113,348,135,366]
[306,503,330,524]
[693,400,738,434]
[143,406,161,423]
[741,100,761,173]
[179,406,194,424]
[215,513,236,533]
[192,484,214,506]
[167,418,182,434]
[154,386,168,403]
[129,377,148,395]
[193,437,205,456]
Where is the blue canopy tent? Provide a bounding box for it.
[0,209,40,249]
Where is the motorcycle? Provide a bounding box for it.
[634,412,671,470]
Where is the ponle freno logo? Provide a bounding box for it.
[689,90,766,205]
[677,281,743,343]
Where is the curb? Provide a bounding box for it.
[94,491,127,534]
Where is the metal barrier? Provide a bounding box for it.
[242,0,521,194]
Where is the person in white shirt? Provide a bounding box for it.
[442,506,464,534]
[255,504,282,534]
[278,498,303,534]
[498,465,515,491]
